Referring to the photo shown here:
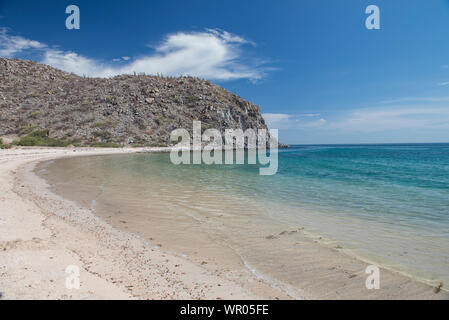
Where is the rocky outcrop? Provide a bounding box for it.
[0,58,274,147]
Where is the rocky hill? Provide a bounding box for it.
[0,58,274,148]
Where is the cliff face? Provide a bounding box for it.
[0,58,270,147]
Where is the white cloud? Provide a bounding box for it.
[379,96,449,104]
[264,105,449,135]
[112,56,132,62]
[352,97,449,132]
[262,113,292,127]
[0,28,268,80]
[329,107,449,132]
[0,28,46,57]
[263,113,326,129]
[267,97,449,143]
[439,81,449,86]
[302,118,327,128]
[206,28,250,45]
[42,49,115,77]
[302,113,321,117]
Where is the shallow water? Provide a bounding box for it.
[40,144,449,289]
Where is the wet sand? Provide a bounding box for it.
[1,147,286,299]
[0,147,447,299]
[37,151,448,300]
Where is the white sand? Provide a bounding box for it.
[0,147,287,300]
[0,147,446,300]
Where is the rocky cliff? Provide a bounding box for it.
[0,58,273,147]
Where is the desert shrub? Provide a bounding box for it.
[14,136,70,147]
[14,136,45,146]
[14,126,70,147]
[30,111,43,119]
[45,138,71,147]
[19,125,39,135]
[185,95,198,104]
[29,129,50,138]
[93,120,116,130]
[90,142,122,148]
[92,130,112,140]
[149,143,168,147]
[0,138,6,149]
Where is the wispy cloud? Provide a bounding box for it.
[0,28,46,57]
[439,81,449,86]
[263,113,326,129]
[112,56,131,62]
[262,113,292,126]
[0,28,269,81]
[379,96,449,104]
[328,107,449,132]
[265,104,449,134]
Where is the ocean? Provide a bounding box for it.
[39,144,449,292]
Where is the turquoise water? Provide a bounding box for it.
[44,144,449,287]
[264,144,449,235]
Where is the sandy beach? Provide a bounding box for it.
[0,147,446,300]
[0,147,291,300]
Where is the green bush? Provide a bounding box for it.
[13,125,127,149]
[149,142,168,147]
[15,136,43,146]
[19,125,39,135]
[90,142,122,148]
[93,120,116,130]
[29,129,50,138]
[46,138,71,147]
[0,138,12,149]
[14,135,71,147]
[14,127,70,147]
[92,130,112,140]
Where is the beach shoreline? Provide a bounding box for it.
[0,147,446,300]
[1,147,289,300]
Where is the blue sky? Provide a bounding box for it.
[1,0,449,144]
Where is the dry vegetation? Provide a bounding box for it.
[0,58,270,147]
